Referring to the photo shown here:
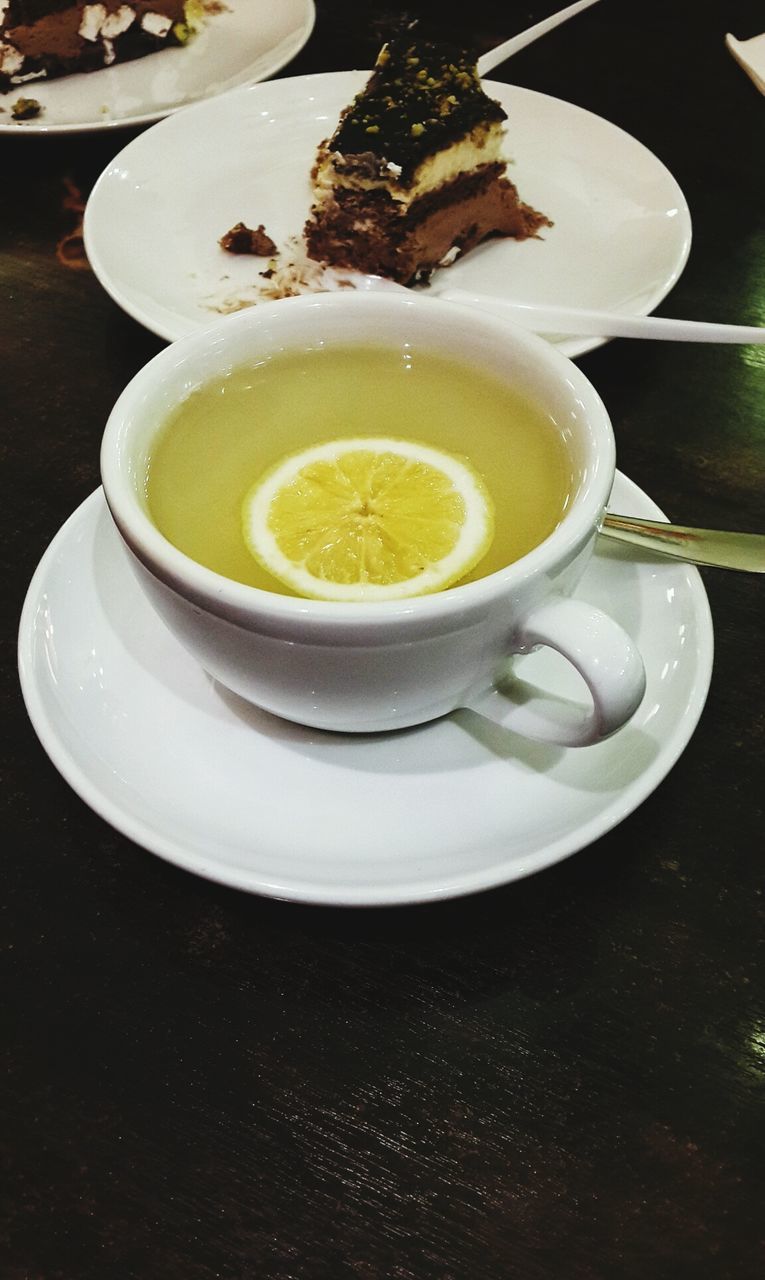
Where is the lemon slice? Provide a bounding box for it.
[242,436,494,602]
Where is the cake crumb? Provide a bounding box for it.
[11,97,42,120]
[219,222,278,256]
[203,238,363,316]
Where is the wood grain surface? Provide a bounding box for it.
[3,2,764,1277]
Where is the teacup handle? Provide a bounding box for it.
[466,597,646,747]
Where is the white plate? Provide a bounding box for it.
[83,72,692,357]
[18,473,713,907]
[0,0,315,134]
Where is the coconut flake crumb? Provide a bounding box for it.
[202,238,368,315]
[438,245,461,267]
[141,11,172,37]
[78,3,106,41]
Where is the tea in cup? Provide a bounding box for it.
[100,292,645,741]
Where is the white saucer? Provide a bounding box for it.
[18,474,713,907]
[83,72,692,358]
[0,0,315,134]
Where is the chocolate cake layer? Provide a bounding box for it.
[305,166,549,285]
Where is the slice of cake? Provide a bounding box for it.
[303,33,551,286]
[0,0,202,93]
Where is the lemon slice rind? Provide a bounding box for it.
[242,436,494,602]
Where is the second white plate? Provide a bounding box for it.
[84,72,692,356]
[0,0,315,133]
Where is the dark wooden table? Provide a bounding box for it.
[4,2,765,1276]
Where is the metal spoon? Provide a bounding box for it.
[601,514,765,572]
[477,0,603,76]
[328,273,765,345]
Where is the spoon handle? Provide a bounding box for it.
[436,290,765,344]
[477,0,603,75]
[602,514,765,572]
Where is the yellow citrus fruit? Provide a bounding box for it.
[242,436,494,601]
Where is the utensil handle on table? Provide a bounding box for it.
[435,290,765,344]
[601,514,765,572]
[477,0,603,75]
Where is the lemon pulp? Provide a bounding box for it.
[241,436,495,602]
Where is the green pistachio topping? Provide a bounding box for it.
[329,33,506,182]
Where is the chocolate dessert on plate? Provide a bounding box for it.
[0,0,203,91]
[304,31,551,285]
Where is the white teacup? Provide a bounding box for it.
[100,292,645,743]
